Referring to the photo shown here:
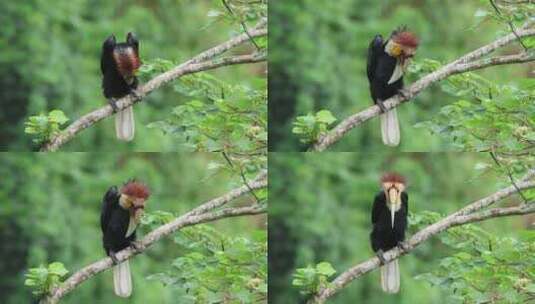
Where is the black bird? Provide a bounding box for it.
[370,173,408,293]
[367,27,419,146]
[101,180,150,297]
[101,33,141,141]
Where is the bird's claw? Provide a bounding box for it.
[398,89,410,99]
[397,241,408,252]
[376,249,387,265]
[377,102,387,113]
[109,252,119,265]
[108,99,119,113]
[130,241,142,251]
[130,88,141,99]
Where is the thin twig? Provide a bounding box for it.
[221,151,261,204]
[40,172,268,304]
[489,0,529,50]
[309,174,535,303]
[221,0,262,50]
[183,170,267,218]
[40,22,268,152]
[311,24,535,151]
[489,151,529,203]
[499,0,533,4]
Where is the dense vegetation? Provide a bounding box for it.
[269,152,535,303]
[269,0,534,153]
[268,3,534,301]
[0,153,266,303]
[0,0,266,153]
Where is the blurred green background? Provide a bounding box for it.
[0,152,266,303]
[0,0,264,151]
[268,152,530,303]
[268,0,531,151]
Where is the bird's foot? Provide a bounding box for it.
[376,249,387,265]
[130,88,141,99]
[109,252,119,265]
[398,89,410,99]
[130,241,142,251]
[108,99,119,113]
[397,241,408,252]
[377,101,387,113]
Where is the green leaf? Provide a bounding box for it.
[315,262,336,277]
[24,110,70,144]
[25,262,69,296]
[48,262,68,277]
[315,110,337,125]
[48,110,69,125]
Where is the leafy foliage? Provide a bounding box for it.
[24,110,69,144]
[134,0,268,156]
[270,0,533,152]
[147,225,267,303]
[292,110,337,144]
[24,262,68,297]
[474,0,534,30]
[412,59,535,163]
[148,72,267,155]
[1,0,265,151]
[141,210,176,229]
[269,152,527,303]
[412,211,535,304]
[208,0,267,29]
[292,262,336,296]
[3,153,265,304]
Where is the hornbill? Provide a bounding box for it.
[100,180,150,297]
[101,32,141,141]
[370,173,408,293]
[367,27,419,146]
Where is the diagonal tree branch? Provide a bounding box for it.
[182,18,266,67]
[184,170,267,217]
[311,24,535,151]
[40,20,268,152]
[309,171,535,303]
[450,169,535,217]
[40,172,268,304]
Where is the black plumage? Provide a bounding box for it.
[100,34,140,100]
[366,28,419,146]
[370,190,408,253]
[100,186,136,258]
[367,34,403,111]
[100,33,141,141]
[100,181,149,298]
[370,173,409,293]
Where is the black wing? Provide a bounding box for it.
[100,35,116,75]
[366,34,383,83]
[100,186,119,234]
[401,191,409,214]
[371,191,385,224]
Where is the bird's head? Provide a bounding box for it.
[385,26,419,62]
[119,180,150,222]
[381,172,406,228]
[112,33,141,82]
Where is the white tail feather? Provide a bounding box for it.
[115,106,135,141]
[380,108,400,146]
[113,260,132,297]
[380,259,400,293]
